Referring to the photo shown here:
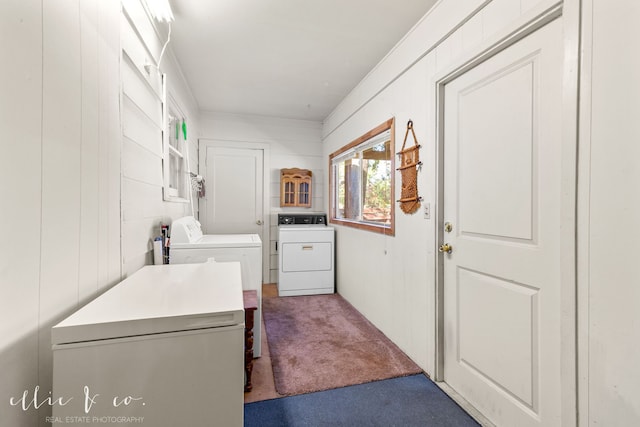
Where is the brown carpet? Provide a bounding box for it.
[262,293,422,396]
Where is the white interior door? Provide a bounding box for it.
[441,18,566,426]
[200,144,264,235]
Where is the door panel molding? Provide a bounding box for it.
[432,3,577,426]
[435,2,562,89]
[456,266,539,410]
[434,1,564,385]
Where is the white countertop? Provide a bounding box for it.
[52,261,244,346]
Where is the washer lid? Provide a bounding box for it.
[171,233,262,249]
[51,261,244,346]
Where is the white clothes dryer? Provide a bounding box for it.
[170,216,263,357]
[278,213,335,297]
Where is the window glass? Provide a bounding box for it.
[162,96,188,202]
[362,141,391,224]
[329,119,395,235]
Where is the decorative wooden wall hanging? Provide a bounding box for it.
[396,120,422,214]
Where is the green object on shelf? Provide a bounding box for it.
[182,120,187,140]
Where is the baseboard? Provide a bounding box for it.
[434,381,495,427]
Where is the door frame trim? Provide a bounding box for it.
[198,139,271,284]
[575,0,592,424]
[432,2,579,425]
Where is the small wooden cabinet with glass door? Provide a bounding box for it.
[280,168,312,208]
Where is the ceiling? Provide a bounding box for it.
[168,0,438,122]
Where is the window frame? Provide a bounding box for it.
[329,118,395,236]
[162,87,189,203]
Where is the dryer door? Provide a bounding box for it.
[281,242,332,272]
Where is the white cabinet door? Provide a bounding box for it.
[442,18,566,427]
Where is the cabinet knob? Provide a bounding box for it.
[256,220,263,225]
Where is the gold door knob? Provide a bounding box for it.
[439,243,453,254]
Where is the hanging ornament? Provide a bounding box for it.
[396,120,422,214]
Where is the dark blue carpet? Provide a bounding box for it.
[244,374,479,426]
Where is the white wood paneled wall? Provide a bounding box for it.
[1,1,198,425]
[579,1,640,425]
[322,0,556,375]
[120,0,199,277]
[0,1,121,426]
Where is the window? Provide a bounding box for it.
[162,94,188,202]
[329,118,395,235]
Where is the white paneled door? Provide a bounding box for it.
[441,18,565,426]
[200,144,264,236]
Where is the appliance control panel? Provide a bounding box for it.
[278,213,327,225]
[170,216,203,243]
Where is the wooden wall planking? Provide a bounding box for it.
[321,0,555,375]
[584,1,640,424]
[122,95,163,154]
[0,1,122,426]
[98,0,123,295]
[121,56,162,126]
[122,137,163,185]
[79,0,101,303]
[120,0,199,276]
[121,0,164,64]
[482,0,521,39]
[38,2,83,416]
[0,1,43,425]
[121,17,163,100]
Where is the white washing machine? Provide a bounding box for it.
[278,213,335,297]
[170,216,263,357]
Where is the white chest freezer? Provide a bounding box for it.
[51,261,244,427]
[170,216,263,357]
